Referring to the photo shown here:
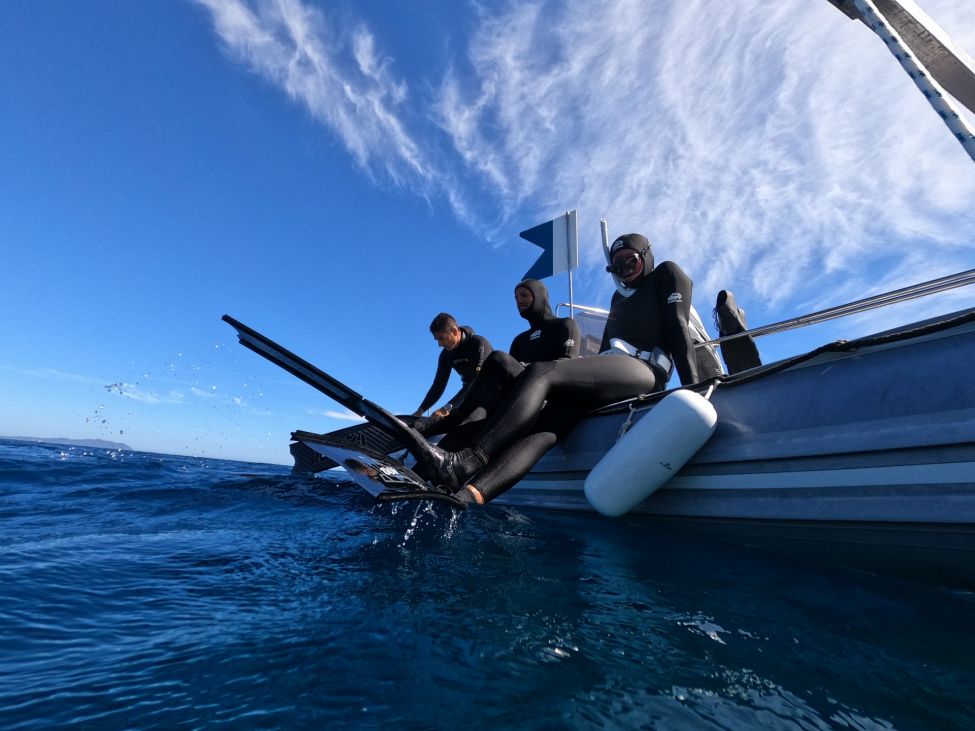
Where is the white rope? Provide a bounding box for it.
[616,403,637,442]
[853,0,975,162]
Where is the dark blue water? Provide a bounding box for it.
[1,438,973,730]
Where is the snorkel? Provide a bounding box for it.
[601,221,652,298]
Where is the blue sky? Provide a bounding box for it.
[2,0,974,465]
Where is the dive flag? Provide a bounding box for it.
[519,210,579,280]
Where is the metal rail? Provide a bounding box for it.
[557,303,609,317]
[558,267,975,346]
[705,267,975,345]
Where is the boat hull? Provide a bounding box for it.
[496,311,975,516]
[489,310,975,586]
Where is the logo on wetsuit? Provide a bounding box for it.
[667,292,683,304]
[530,330,541,340]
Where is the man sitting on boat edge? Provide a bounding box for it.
[398,233,721,505]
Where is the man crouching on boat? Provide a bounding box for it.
[410,313,493,420]
[399,233,720,505]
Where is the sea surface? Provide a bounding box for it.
[1,438,973,731]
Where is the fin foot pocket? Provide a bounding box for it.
[713,290,762,374]
[376,490,469,509]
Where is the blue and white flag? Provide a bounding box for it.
[519,210,579,280]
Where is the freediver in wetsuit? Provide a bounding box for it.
[415,279,580,450]
[412,313,492,418]
[510,278,580,363]
[400,234,717,505]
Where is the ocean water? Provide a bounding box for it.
[1,439,973,731]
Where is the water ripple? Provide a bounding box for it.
[0,440,973,729]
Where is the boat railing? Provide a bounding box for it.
[557,303,609,316]
[557,267,975,347]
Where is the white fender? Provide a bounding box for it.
[584,389,717,517]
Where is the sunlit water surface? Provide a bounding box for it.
[1,439,972,730]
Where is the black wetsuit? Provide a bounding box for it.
[467,261,706,501]
[416,326,492,414]
[599,260,712,386]
[427,280,581,449]
[509,279,580,362]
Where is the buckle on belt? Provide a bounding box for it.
[604,338,673,380]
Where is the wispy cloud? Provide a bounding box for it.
[194,0,432,188]
[436,0,975,311]
[2,366,104,384]
[196,0,975,319]
[306,408,364,422]
[104,382,187,405]
[190,386,219,399]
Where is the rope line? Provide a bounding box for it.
[853,0,975,161]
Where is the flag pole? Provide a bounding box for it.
[567,210,576,318]
[600,217,610,261]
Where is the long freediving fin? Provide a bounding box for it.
[222,314,411,438]
[223,314,445,497]
[292,433,467,509]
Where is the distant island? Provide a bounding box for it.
[1,436,132,451]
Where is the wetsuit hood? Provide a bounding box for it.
[605,233,655,298]
[515,279,555,327]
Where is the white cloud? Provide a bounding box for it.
[434,0,975,316]
[197,0,975,319]
[105,382,187,405]
[194,0,431,187]
[2,366,103,384]
[305,408,364,422]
